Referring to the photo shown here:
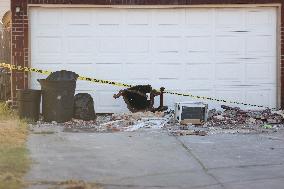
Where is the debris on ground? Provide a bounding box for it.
[205,105,284,129]
[64,111,170,132]
[29,105,284,136]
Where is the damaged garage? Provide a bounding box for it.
[11,0,282,113]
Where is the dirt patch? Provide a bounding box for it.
[0,103,30,189]
[0,120,28,146]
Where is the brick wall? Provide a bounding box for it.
[11,0,284,107]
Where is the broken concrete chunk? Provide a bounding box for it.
[247,118,256,125]
[214,115,225,121]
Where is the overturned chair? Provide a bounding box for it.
[113,85,168,113]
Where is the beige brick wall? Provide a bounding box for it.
[0,0,10,20]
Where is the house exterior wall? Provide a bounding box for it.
[10,0,284,108]
[0,0,9,19]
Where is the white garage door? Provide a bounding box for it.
[30,7,277,113]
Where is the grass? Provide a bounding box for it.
[0,103,30,189]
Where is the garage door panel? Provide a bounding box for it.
[245,63,275,83]
[96,63,124,80]
[32,56,63,64]
[155,37,182,53]
[95,10,123,25]
[215,36,244,54]
[37,37,62,54]
[124,28,153,36]
[155,29,184,37]
[246,8,275,26]
[186,9,213,26]
[245,88,276,108]
[97,91,122,107]
[63,63,94,76]
[65,25,93,37]
[93,26,125,37]
[185,63,213,80]
[155,64,182,79]
[64,9,92,25]
[186,37,212,52]
[153,58,182,65]
[37,8,62,26]
[154,9,183,25]
[93,58,123,65]
[215,89,245,103]
[34,27,62,37]
[125,55,152,64]
[99,37,124,53]
[125,64,153,80]
[76,80,95,91]
[65,56,93,64]
[126,10,151,25]
[125,37,150,53]
[215,63,243,81]
[185,53,213,63]
[153,80,182,91]
[246,36,275,56]
[66,38,94,54]
[30,7,278,112]
[216,9,245,29]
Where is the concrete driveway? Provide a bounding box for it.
[26,130,284,189]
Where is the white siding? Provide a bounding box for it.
[0,0,9,20]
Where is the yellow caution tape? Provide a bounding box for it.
[0,62,52,75]
[0,62,133,88]
[0,62,274,109]
[163,91,268,108]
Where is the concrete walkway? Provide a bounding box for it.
[26,130,284,189]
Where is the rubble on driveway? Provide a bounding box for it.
[29,105,284,135]
[205,105,284,129]
[63,111,170,132]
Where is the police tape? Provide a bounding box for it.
[163,91,269,109]
[0,62,133,88]
[0,62,272,109]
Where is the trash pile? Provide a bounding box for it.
[30,105,284,135]
[62,111,171,133]
[205,105,284,129]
